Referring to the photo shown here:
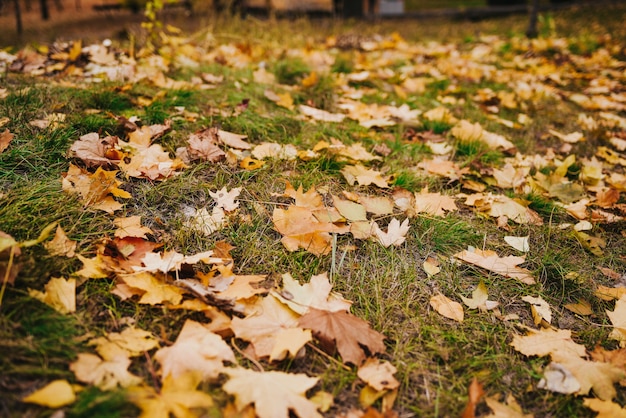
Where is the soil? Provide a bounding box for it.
[0,0,204,48]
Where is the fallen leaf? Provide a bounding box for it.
[522,295,552,326]
[70,353,141,390]
[113,216,153,239]
[564,299,593,316]
[272,272,352,315]
[22,379,76,408]
[210,187,242,211]
[485,394,533,418]
[372,218,410,247]
[299,104,345,123]
[223,368,322,418]
[510,327,587,359]
[430,294,464,322]
[299,308,386,366]
[28,277,76,314]
[117,272,185,305]
[504,236,529,253]
[89,327,159,360]
[357,358,400,391]
[461,281,499,311]
[413,188,458,217]
[460,378,485,418]
[341,164,389,188]
[583,398,626,418]
[607,295,626,347]
[128,371,213,418]
[155,319,235,380]
[0,129,14,153]
[453,248,535,284]
[44,225,77,257]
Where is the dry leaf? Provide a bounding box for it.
[0,129,15,153]
[28,277,76,314]
[70,353,141,390]
[461,281,499,311]
[272,272,352,315]
[522,295,552,326]
[44,225,77,257]
[583,398,626,418]
[372,218,410,247]
[460,378,485,418]
[155,319,235,380]
[430,294,464,322]
[357,358,400,392]
[223,368,322,418]
[485,395,533,418]
[453,248,535,284]
[510,327,587,359]
[89,327,159,360]
[299,308,386,366]
[113,216,153,239]
[607,295,626,347]
[128,371,213,418]
[341,164,389,188]
[22,380,76,408]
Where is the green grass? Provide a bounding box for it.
[2,3,626,417]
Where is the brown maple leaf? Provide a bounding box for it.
[185,127,226,162]
[70,132,123,167]
[299,308,386,366]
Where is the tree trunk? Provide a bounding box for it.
[526,0,540,38]
[40,0,50,20]
[13,0,22,34]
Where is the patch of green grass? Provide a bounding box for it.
[421,120,453,134]
[271,57,311,85]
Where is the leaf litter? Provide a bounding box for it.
[1,9,626,417]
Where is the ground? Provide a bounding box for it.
[2,2,626,418]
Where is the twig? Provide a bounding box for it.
[306,342,351,371]
[231,339,264,372]
[0,246,16,309]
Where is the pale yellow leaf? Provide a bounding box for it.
[522,295,552,326]
[28,277,76,314]
[357,358,399,391]
[223,368,321,418]
[155,319,235,380]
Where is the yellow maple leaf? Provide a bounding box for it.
[128,371,213,418]
[340,164,389,188]
[413,188,458,217]
[272,272,352,315]
[223,368,321,418]
[116,272,185,305]
[70,353,141,390]
[510,327,587,359]
[154,319,235,380]
[114,216,153,239]
[89,327,159,360]
[231,294,306,360]
[583,398,626,417]
[357,358,400,392]
[28,277,76,314]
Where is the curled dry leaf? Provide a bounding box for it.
[453,247,535,285]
